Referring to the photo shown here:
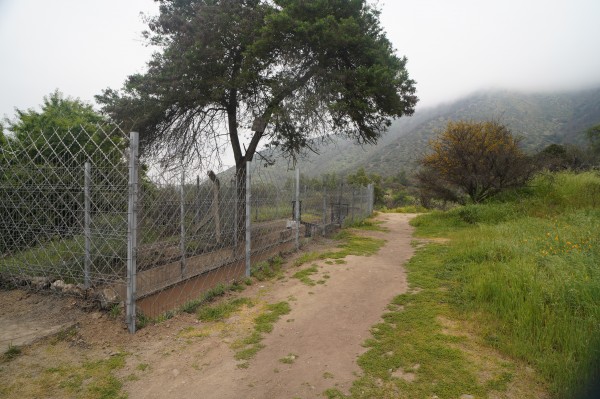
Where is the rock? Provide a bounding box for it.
[30,276,51,289]
[51,279,68,291]
[97,287,120,309]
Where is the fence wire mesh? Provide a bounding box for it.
[0,126,374,332]
[0,125,130,301]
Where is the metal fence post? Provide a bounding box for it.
[351,188,355,223]
[368,183,374,214]
[84,162,91,289]
[180,169,186,277]
[126,131,139,334]
[245,160,252,277]
[322,185,327,236]
[295,168,300,250]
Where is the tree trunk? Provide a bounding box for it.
[234,164,246,257]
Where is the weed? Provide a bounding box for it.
[251,256,284,280]
[136,363,149,371]
[50,325,77,345]
[279,353,298,364]
[323,371,335,379]
[292,265,319,286]
[233,301,291,362]
[197,297,252,322]
[108,304,121,319]
[2,344,21,362]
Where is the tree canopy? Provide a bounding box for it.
[96,0,417,172]
[4,90,120,167]
[417,120,532,204]
[587,124,600,158]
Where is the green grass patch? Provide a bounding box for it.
[380,205,429,213]
[279,353,298,364]
[2,352,130,399]
[401,171,600,398]
[197,297,253,322]
[251,256,284,280]
[343,219,388,231]
[234,301,291,362]
[340,243,490,399]
[1,344,22,362]
[292,265,319,286]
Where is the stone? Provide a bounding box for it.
[30,276,51,290]
[51,279,67,291]
[97,287,120,309]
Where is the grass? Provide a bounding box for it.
[1,350,128,399]
[292,265,319,286]
[343,218,388,231]
[379,205,429,213]
[293,230,386,268]
[279,353,298,364]
[233,301,291,362]
[197,297,253,322]
[325,243,498,399]
[326,171,600,399]
[251,256,284,281]
[402,171,600,398]
[1,344,22,362]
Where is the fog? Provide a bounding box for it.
[1,0,599,117]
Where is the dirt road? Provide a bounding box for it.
[125,212,416,399]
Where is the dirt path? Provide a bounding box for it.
[125,213,416,399]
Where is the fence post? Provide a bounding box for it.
[295,168,300,250]
[196,175,201,223]
[351,188,355,223]
[369,183,374,214]
[245,160,252,277]
[322,185,327,236]
[180,169,186,277]
[126,131,139,334]
[84,162,91,289]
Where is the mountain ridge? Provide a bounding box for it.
[266,87,600,178]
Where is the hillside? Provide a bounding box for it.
[264,87,600,178]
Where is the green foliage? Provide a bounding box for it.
[234,301,291,362]
[97,0,417,170]
[197,297,253,322]
[586,124,600,157]
[179,283,229,314]
[292,265,319,286]
[409,171,600,398]
[2,344,22,362]
[0,91,125,255]
[347,167,385,205]
[251,256,284,281]
[4,90,119,167]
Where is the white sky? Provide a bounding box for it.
[1,0,600,120]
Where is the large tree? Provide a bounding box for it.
[96,0,417,173]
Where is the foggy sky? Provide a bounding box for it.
[1,0,600,121]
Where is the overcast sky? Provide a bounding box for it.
[1,0,600,122]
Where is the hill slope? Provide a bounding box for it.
[270,87,600,177]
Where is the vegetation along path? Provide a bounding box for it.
[123,213,414,398]
[1,212,551,398]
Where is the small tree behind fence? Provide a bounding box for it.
[0,127,374,333]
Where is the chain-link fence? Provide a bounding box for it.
[0,124,130,302]
[0,127,374,333]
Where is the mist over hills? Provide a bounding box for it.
[263,87,600,178]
